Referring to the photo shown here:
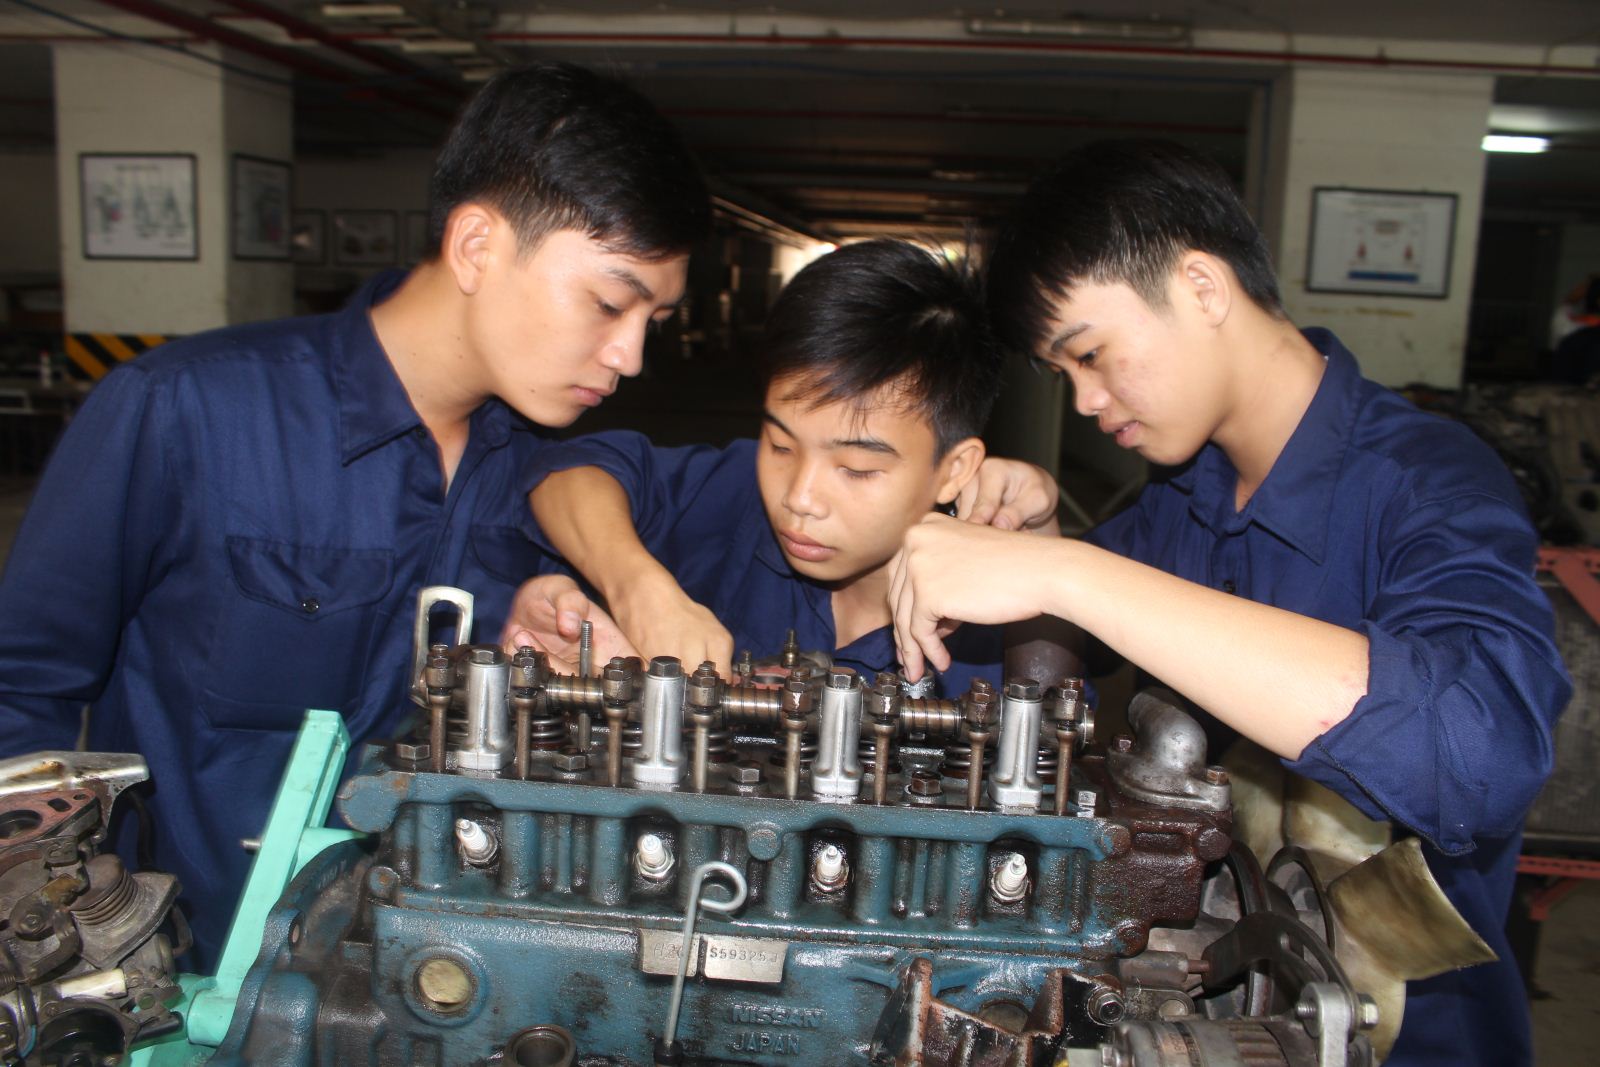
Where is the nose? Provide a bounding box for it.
[782,459,826,519]
[1069,368,1107,418]
[599,320,648,379]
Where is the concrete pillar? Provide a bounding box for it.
[1262,67,1494,388]
[54,41,292,345]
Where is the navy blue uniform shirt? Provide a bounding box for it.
[0,272,554,966]
[524,432,1005,693]
[1089,329,1570,1067]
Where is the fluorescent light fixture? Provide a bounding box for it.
[399,38,476,54]
[1482,134,1550,153]
[320,3,406,18]
[966,16,1189,43]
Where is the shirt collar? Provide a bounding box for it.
[333,270,518,463]
[333,270,425,465]
[1181,328,1362,565]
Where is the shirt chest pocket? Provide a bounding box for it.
[199,538,395,731]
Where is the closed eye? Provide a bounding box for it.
[841,467,882,480]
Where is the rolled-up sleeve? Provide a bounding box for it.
[1287,490,1571,855]
[0,365,171,755]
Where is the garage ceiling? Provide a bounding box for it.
[2,1,1598,233]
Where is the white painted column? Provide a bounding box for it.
[54,41,292,338]
[1263,67,1493,388]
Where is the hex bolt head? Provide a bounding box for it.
[1087,988,1125,1026]
[602,661,634,703]
[907,770,943,797]
[731,760,763,785]
[552,747,589,772]
[470,647,501,665]
[394,741,431,763]
[826,666,859,690]
[963,687,999,730]
[1112,733,1134,754]
[1357,995,1380,1030]
[425,654,453,690]
[1003,678,1042,701]
[648,656,682,679]
[1204,765,1230,786]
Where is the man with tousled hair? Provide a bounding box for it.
[0,63,707,965]
[887,139,1569,1066]
[519,239,1055,688]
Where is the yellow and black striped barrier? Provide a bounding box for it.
[62,332,172,381]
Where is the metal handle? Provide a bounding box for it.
[409,586,474,706]
[660,861,748,1054]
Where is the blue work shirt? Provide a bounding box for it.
[1089,329,1570,1067]
[0,272,555,967]
[524,432,1005,693]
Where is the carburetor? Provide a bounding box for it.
[208,587,1377,1067]
[0,754,187,1067]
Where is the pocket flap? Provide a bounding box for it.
[226,537,393,619]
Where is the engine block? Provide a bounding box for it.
[207,588,1374,1067]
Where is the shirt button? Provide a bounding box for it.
[301,597,321,614]
[1221,581,1236,595]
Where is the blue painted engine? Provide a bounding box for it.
[207,588,1376,1067]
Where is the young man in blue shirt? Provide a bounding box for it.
[887,140,1570,1066]
[520,239,1049,691]
[0,64,705,965]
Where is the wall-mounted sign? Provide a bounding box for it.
[232,154,292,261]
[1306,187,1457,299]
[80,153,198,261]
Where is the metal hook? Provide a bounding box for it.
[657,861,748,1061]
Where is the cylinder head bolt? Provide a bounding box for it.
[632,657,688,787]
[811,668,864,801]
[456,647,513,774]
[988,678,1044,810]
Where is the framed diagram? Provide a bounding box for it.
[80,153,198,260]
[232,154,291,260]
[290,210,326,265]
[333,210,398,266]
[1306,187,1457,299]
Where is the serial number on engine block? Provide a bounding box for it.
[638,930,789,983]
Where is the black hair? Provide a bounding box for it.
[427,63,709,260]
[987,139,1283,360]
[761,239,1001,456]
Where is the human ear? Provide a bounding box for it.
[934,437,987,506]
[442,203,496,296]
[1177,252,1232,328]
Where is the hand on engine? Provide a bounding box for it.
[889,514,1054,681]
[956,457,1060,534]
[611,575,735,676]
[500,574,638,673]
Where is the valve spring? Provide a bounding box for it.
[679,723,736,763]
[858,737,901,776]
[620,720,643,755]
[72,859,138,926]
[939,741,996,780]
[1036,745,1059,784]
[767,736,818,769]
[527,713,567,750]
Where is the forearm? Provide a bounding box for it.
[528,468,675,605]
[1043,539,1368,759]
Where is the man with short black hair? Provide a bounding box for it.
[0,63,707,965]
[518,239,1051,687]
[889,140,1569,1066]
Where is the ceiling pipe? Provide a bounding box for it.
[212,0,466,102]
[478,30,1600,79]
[87,0,457,122]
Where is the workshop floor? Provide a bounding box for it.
[0,478,1595,1064]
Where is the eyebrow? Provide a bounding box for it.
[763,411,902,458]
[602,265,659,304]
[1048,321,1092,355]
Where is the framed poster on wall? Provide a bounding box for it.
[1306,187,1457,299]
[80,153,198,260]
[333,210,398,266]
[291,210,325,265]
[232,154,292,260]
